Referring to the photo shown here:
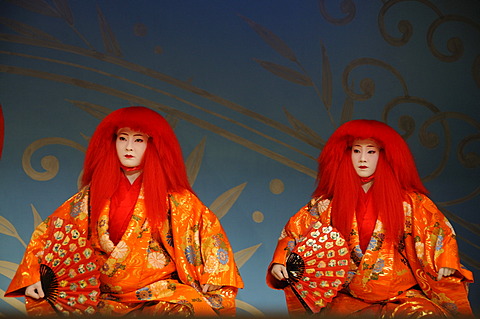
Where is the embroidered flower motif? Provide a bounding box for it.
[205,294,223,309]
[185,245,197,264]
[150,280,175,298]
[148,251,167,269]
[435,235,444,251]
[135,287,152,300]
[205,255,220,273]
[217,248,229,265]
[373,258,385,273]
[98,218,107,228]
[287,240,296,252]
[111,241,129,259]
[212,234,224,247]
[309,205,319,217]
[317,199,330,213]
[70,200,85,218]
[441,302,458,314]
[353,245,364,260]
[415,241,425,259]
[166,231,174,246]
[403,202,412,216]
[367,238,378,251]
[99,234,115,253]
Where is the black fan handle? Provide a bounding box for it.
[39,264,64,316]
[287,279,313,315]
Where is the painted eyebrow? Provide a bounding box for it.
[118,132,145,137]
[352,144,377,147]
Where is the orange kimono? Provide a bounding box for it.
[267,192,473,317]
[5,186,244,316]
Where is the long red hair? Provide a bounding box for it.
[312,119,427,242]
[81,106,193,234]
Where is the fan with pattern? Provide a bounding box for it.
[32,216,100,315]
[286,221,350,313]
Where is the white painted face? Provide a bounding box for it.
[351,138,380,178]
[115,128,148,168]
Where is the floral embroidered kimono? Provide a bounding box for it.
[267,192,473,317]
[5,186,244,316]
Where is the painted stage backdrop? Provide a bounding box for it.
[0,0,479,316]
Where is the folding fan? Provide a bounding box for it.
[33,216,100,315]
[286,221,350,314]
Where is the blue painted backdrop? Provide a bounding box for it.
[0,0,479,316]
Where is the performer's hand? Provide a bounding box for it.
[437,267,456,281]
[25,281,45,299]
[201,284,222,293]
[271,263,288,281]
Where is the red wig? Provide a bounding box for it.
[312,119,427,242]
[81,106,193,234]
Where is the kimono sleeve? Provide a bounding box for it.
[4,191,84,298]
[266,200,319,290]
[197,201,244,289]
[168,190,244,289]
[4,219,48,297]
[404,192,473,316]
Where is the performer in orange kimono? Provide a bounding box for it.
[5,106,243,316]
[267,119,473,317]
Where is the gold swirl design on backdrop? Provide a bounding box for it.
[458,133,480,169]
[419,112,480,178]
[473,55,480,89]
[342,57,409,101]
[318,0,356,26]
[379,0,480,88]
[382,96,449,183]
[427,15,480,88]
[427,15,480,62]
[438,187,480,208]
[22,137,86,181]
[378,0,442,47]
[384,97,436,140]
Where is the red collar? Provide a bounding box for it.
[360,174,375,184]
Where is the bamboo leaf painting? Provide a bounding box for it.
[68,100,112,121]
[52,0,74,25]
[0,261,19,280]
[5,0,60,17]
[253,59,313,86]
[31,204,43,230]
[321,43,333,111]
[0,288,26,313]
[283,108,325,146]
[96,4,122,57]
[234,243,262,269]
[238,14,298,62]
[185,137,206,187]
[0,216,26,248]
[209,183,247,220]
[0,17,60,42]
